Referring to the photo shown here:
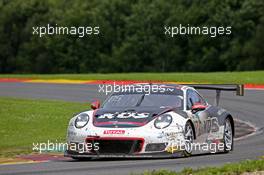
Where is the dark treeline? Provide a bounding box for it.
[0,0,264,73]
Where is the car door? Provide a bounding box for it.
[186,89,211,139]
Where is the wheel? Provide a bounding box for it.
[223,118,233,152]
[183,121,194,156]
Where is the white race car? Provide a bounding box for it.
[64,84,244,159]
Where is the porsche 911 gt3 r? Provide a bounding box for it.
[64,84,244,159]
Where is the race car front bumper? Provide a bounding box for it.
[65,134,186,159]
[66,113,187,158]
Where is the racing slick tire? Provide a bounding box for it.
[223,117,234,153]
[183,121,194,157]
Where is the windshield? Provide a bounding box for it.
[103,94,183,109]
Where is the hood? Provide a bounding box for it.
[93,107,173,128]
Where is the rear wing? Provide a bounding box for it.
[185,84,244,106]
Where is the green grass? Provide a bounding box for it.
[0,71,264,84]
[0,97,88,157]
[139,159,264,175]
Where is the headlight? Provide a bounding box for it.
[75,113,89,128]
[154,114,172,129]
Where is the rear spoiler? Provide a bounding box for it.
[185,84,244,106]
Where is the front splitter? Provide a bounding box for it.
[64,150,183,159]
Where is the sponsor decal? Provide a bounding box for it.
[103,130,125,134]
[166,145,180,153]
[98,112,149,119]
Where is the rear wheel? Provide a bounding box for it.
[183,121,194,156]
[223,118,233,152]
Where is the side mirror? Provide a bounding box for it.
[191,103,207,114]
[91,100,100,110]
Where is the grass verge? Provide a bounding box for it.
[0,71,264,84]
[140,159,264,175]
[0,97,88,157]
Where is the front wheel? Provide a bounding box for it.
[223,118,233,152]
[183,121,194,156]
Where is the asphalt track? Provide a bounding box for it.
[0,82,263,175]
